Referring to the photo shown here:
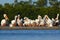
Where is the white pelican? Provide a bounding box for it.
[39,18,44,26]
[23,17,31,27]
[17,15,23,27]
[30,20,36,27]
[35,15,42,26]
[1,14,9,27]
[35,15,44,26]
[55,14,59,26]
[9,15,17,27]
[43,15,53,27]
[52,18,55,26]
[35,19,39,26]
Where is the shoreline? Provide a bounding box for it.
[0,26,60,30]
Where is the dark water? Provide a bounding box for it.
[0,30,60,40]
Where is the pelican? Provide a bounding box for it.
[23,17,31,27]
[38,15,44,26]
[30,20,36,27]
[35,15,44,26]
[9,15,17,27]
[39,18,44,26]
[43,15,53,27]
[35,19,39,26]
[17,15,23,27]
[52,18,55,26]
[55,14,59,26]
[1,14,9,27]
[35,15,42,26]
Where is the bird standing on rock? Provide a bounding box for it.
[1,14,9,27]
[17,15,23,27]
[9,15,17,27]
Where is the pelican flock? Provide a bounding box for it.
[0,14,60,27]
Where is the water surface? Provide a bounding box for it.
[0,30,60,40]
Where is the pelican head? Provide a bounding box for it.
[24,17,28,20]
[15,15,17,18]
[38,15,42,19]
[45,15,48,17]
[57,14,59,17]
[3,14,7,18]
[18,14,20,17]
[3,14,9,20]
[45,15,49,19]
[17,14,20,19]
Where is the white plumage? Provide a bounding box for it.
[40,19,44,26]
[46,19,53,27]
[1,19,6,26]
[1,14,8,26]
[43,15,53,27]
[11,20,16,25]
[23,17,31,26]
[9,16,17,27]
[17,14,23,27]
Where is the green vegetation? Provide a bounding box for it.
[0,0,60,22]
